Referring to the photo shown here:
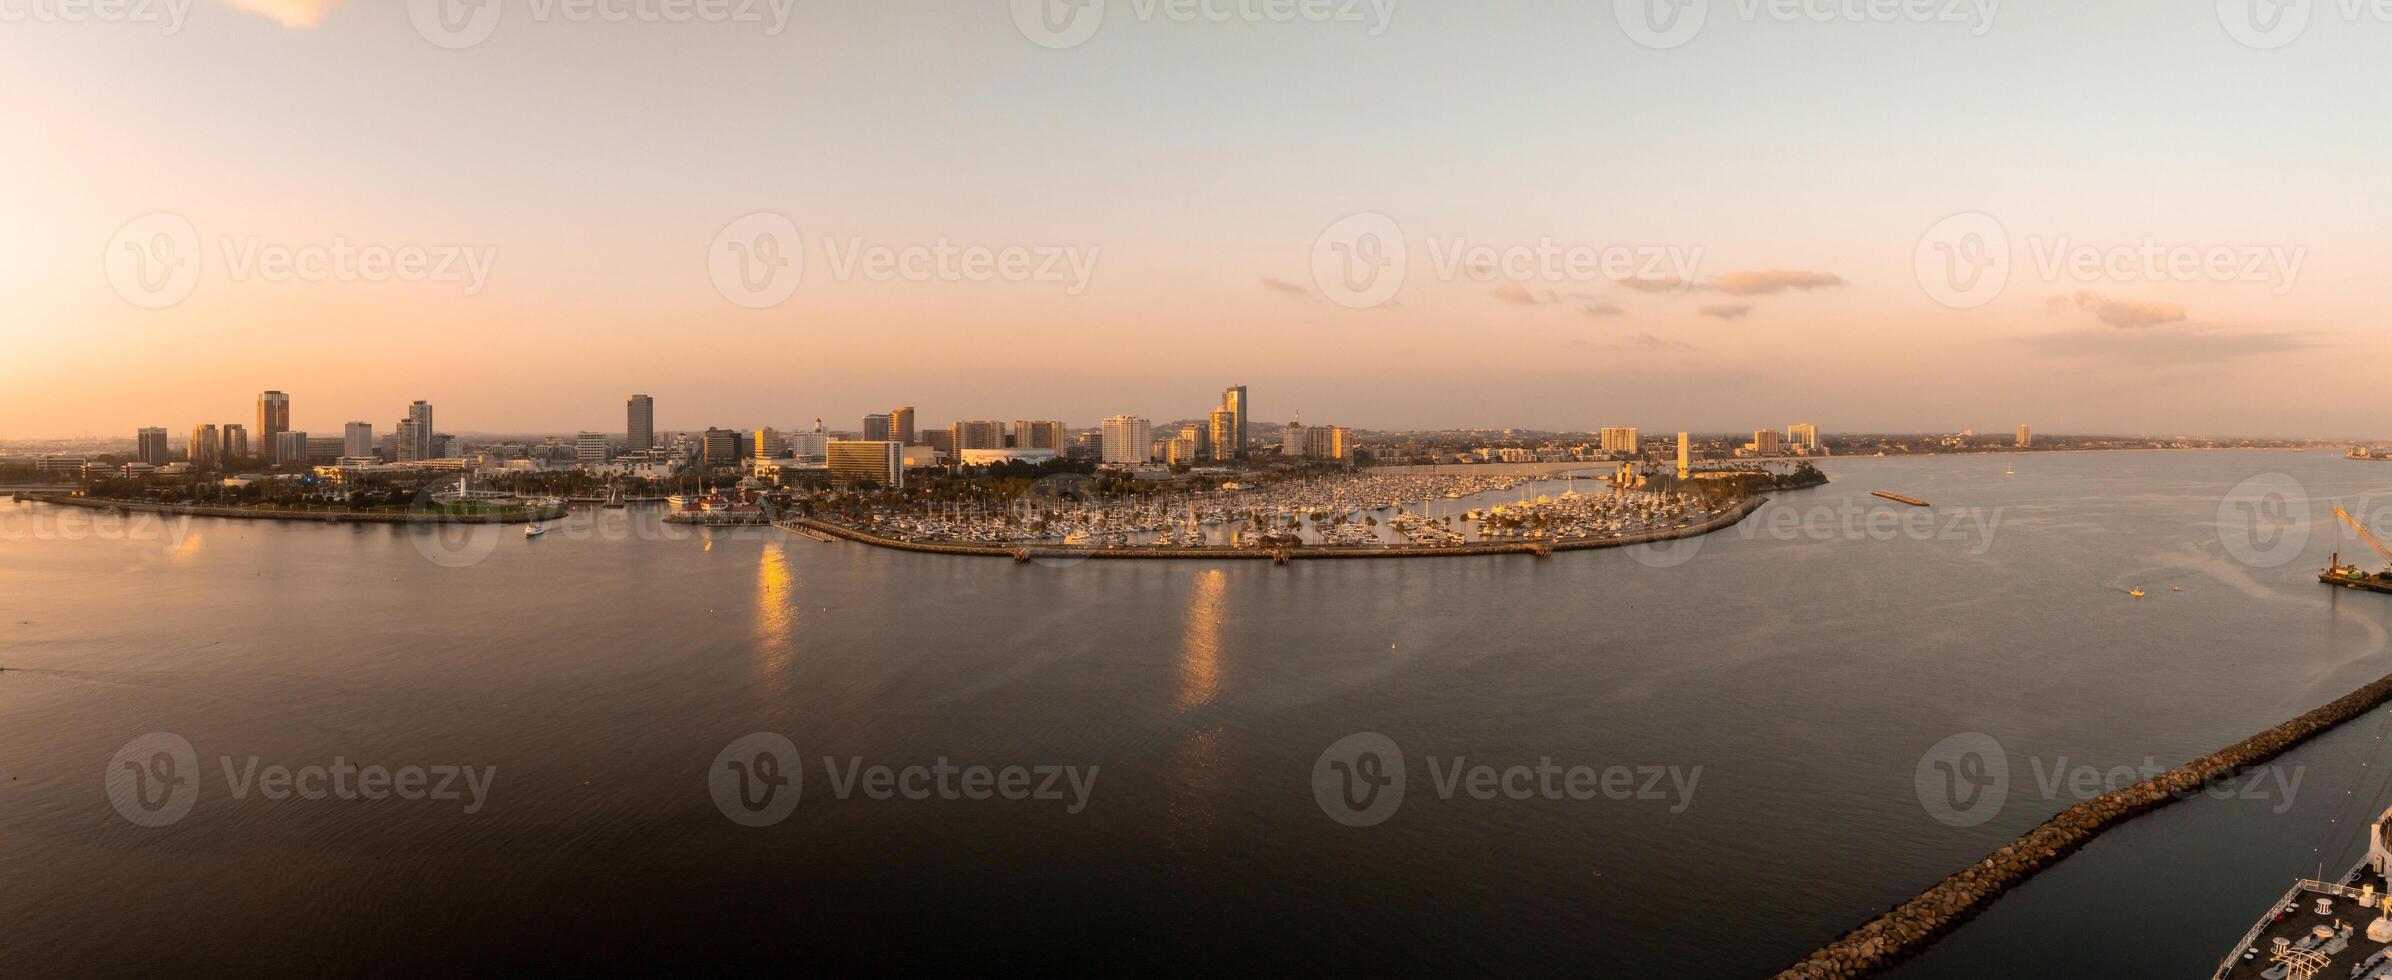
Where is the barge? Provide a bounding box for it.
[1870,490,1930,507]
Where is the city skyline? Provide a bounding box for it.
[6,2,2389,439]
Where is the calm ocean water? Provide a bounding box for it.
[7,450,2392,977]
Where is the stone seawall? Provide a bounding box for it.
[24,493,565,525]
[784,494,1768,561]
[1779,672,2392,979]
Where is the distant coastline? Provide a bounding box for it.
[21,493,565,525]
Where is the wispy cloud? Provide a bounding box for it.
[1582,302,1624,317]
[1493,283,1558,306]
[1615,276,1693,294]
[218,0,337,27]
[2022,325,2306,366]
[1625,332,1692,351]
[1698,303,1752,320]
[1260,277,1308,299]
[2048,290,2188,329]
[1713,269,1846,296]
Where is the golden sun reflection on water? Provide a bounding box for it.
[1176,568,1225,712]
[754,543,798,692]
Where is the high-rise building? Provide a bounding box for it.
[1311,425,1350,463]
[1788,423,1819,453]
[1751,429,1783,455]
[1601,427,1640,456]
[1012,420,1066,451]
[577,432,610,465]
[788,428,828,462]
[1676,432,1691,479]
[1208,408,1237,462]
[627,394,655,452]
[257,391,290,463]
[275,430,310,467]
[701,428,740,468]
[136,428,170,466]
[188,424,221,470]
[304,435,342,464]
[1102,415,1153,465]
[1220,385,1248,459]
[397,401,435,462]
[221,424,248,465]
[2016,424,2032,448]
[951,420,1006,451]
[827,440,903,487]
[345,422,375,459]
[752,427,786,459]
[889,406,916,445]
[1283,419,1309,458]
[862,414,892,442]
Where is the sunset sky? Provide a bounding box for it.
[4,0,2387,440]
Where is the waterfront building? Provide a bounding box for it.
[701,428,741,468]
[1750,429,1783,455]
[1012,420,1066,451]
[889,406,916,445]
[1165,432,1201,465]
[345,422,375,459]
[627,394,655,451]
[1788,423,1820,453]
[1208,409,1237,462]
[136,428,169,466]
[2017,424,2032,448]
[1310,425,1350,463]
[862,414,892,442]
[827,439,904,488]
[275,430,311,467]
[577,432,611,465]
[1102,415,1153,464]
[257,390,290,463]
[188,424,221,470]
[951,420,1006,451]
[397,401,435,462]
[1600,427,1640,456]
[1677,432,1691,479]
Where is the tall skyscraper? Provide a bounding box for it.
[2016,424,2032,448]
[257,391,290,464]
[1102,415,1153,464]
[752,427,786,459]
[862,414,892,442]
[136,428,170,466]
[221,424,247,466]
[188,424,220,470]
[1208,408,1237,462]
[1601,427,1640,456]
[1220,385,1248,459]
[345,422,375,458]
[889,406,916,445]
[1788,423,1819,453]
[400,401,435,462]
[1676,432,1691,479]
[627,394,655,452]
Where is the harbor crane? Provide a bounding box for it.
[2325,507,2392,588]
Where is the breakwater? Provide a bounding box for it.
[1778,671,2392,979]
[23,493,565,525]
[785,494,1768,561]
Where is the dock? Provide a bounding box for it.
[1870,490,1929,507]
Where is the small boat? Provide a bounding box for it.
[2129,588,2145,598]
[524,524,549,538]
[2172,585,2182,592]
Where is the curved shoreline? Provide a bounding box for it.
[784,494,1769,560]
[22,493,567,525]
[1777,671,2392,979]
